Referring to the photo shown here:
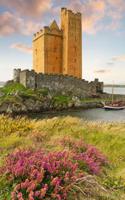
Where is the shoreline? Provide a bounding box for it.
[1,81,125,116]
[0,101,103,117]
[1,93,125,116]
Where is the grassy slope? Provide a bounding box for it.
[0,115,125,176]
[0,115,125,199]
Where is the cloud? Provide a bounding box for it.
[21,21,42,36]
[10,43,32,54]
[0,11,42,36]
[94,69,111,74]
[112,55,125,62]
[68,0,105,34]
[0,0,52,17]
[107,0,125,12]
[0,0,51,36]
[0,11,22,36]
[68,0,125,34]
[1,0,125,36]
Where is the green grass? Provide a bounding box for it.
[53,95,71,103]
[0,83,49,105]
[0,82,125,199]
[0,116,125,199]
[0,82,26,94]
[0,116,125,177]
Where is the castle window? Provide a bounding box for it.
[35,49,37,55]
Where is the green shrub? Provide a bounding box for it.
[1,82,26,95]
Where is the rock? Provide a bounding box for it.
[0,102,9,113]
[68,102,74,108]
[72,96,82,108]
[0,91,4,97]
[0,87,104,115]
[24,98,44,112]
[6,103,27,114]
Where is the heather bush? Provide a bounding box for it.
[0,116,125,199]
[60,138,108,174]
[1,150,82,200]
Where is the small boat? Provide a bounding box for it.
[103,83,125,110]
[104,104,125,110]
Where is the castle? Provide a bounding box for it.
[13,7,103,96]
[33,8,82,78]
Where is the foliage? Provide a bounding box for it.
[1,150,81,200]
[103,175,125,190]
[60,138,108,175]
[0,115,32,137]
[0,116,125,199]
[0,82,26,95]
[0,83,49,102]
[37,88,49,97]
[52,95,71,105]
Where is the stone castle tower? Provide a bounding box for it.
[33,8,82,78]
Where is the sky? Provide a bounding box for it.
[0,0,125,84]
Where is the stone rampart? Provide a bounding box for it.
[13,69,103,98]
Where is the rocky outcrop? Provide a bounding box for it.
[0,94,103,115]
[0,81,105,115]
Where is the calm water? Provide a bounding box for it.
[104,86,125,95]
[0,84,125,122]
[34,87,125,122]
[33,108,125,122]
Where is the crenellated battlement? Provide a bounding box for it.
[33,30,43,40]
[33,23,62,41]
[33,7,82,78]
[61,7,81,18]
[33,7,81,42]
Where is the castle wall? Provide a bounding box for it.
[18,70,36,89]
[14,69,103,98]
[61,8,82,78]
[13,69,21,83]
[33,31,44,73]
[33,27,63,75]
[44,30,63,74]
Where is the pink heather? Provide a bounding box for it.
[0,139,108,199]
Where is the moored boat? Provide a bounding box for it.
[104,104,125,110]
[103,83,125,110]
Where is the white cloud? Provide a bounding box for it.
[68,0,125,34]
[0,0,125,36]
[0,0,52,17]
[113,55,125,62]
[0,11,42,36]
[10,43,32,54]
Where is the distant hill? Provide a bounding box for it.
[104,84,125,88]
[0,81,5,87]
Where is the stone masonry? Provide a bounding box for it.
[33,8,82,79]
[13,69,103,98]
